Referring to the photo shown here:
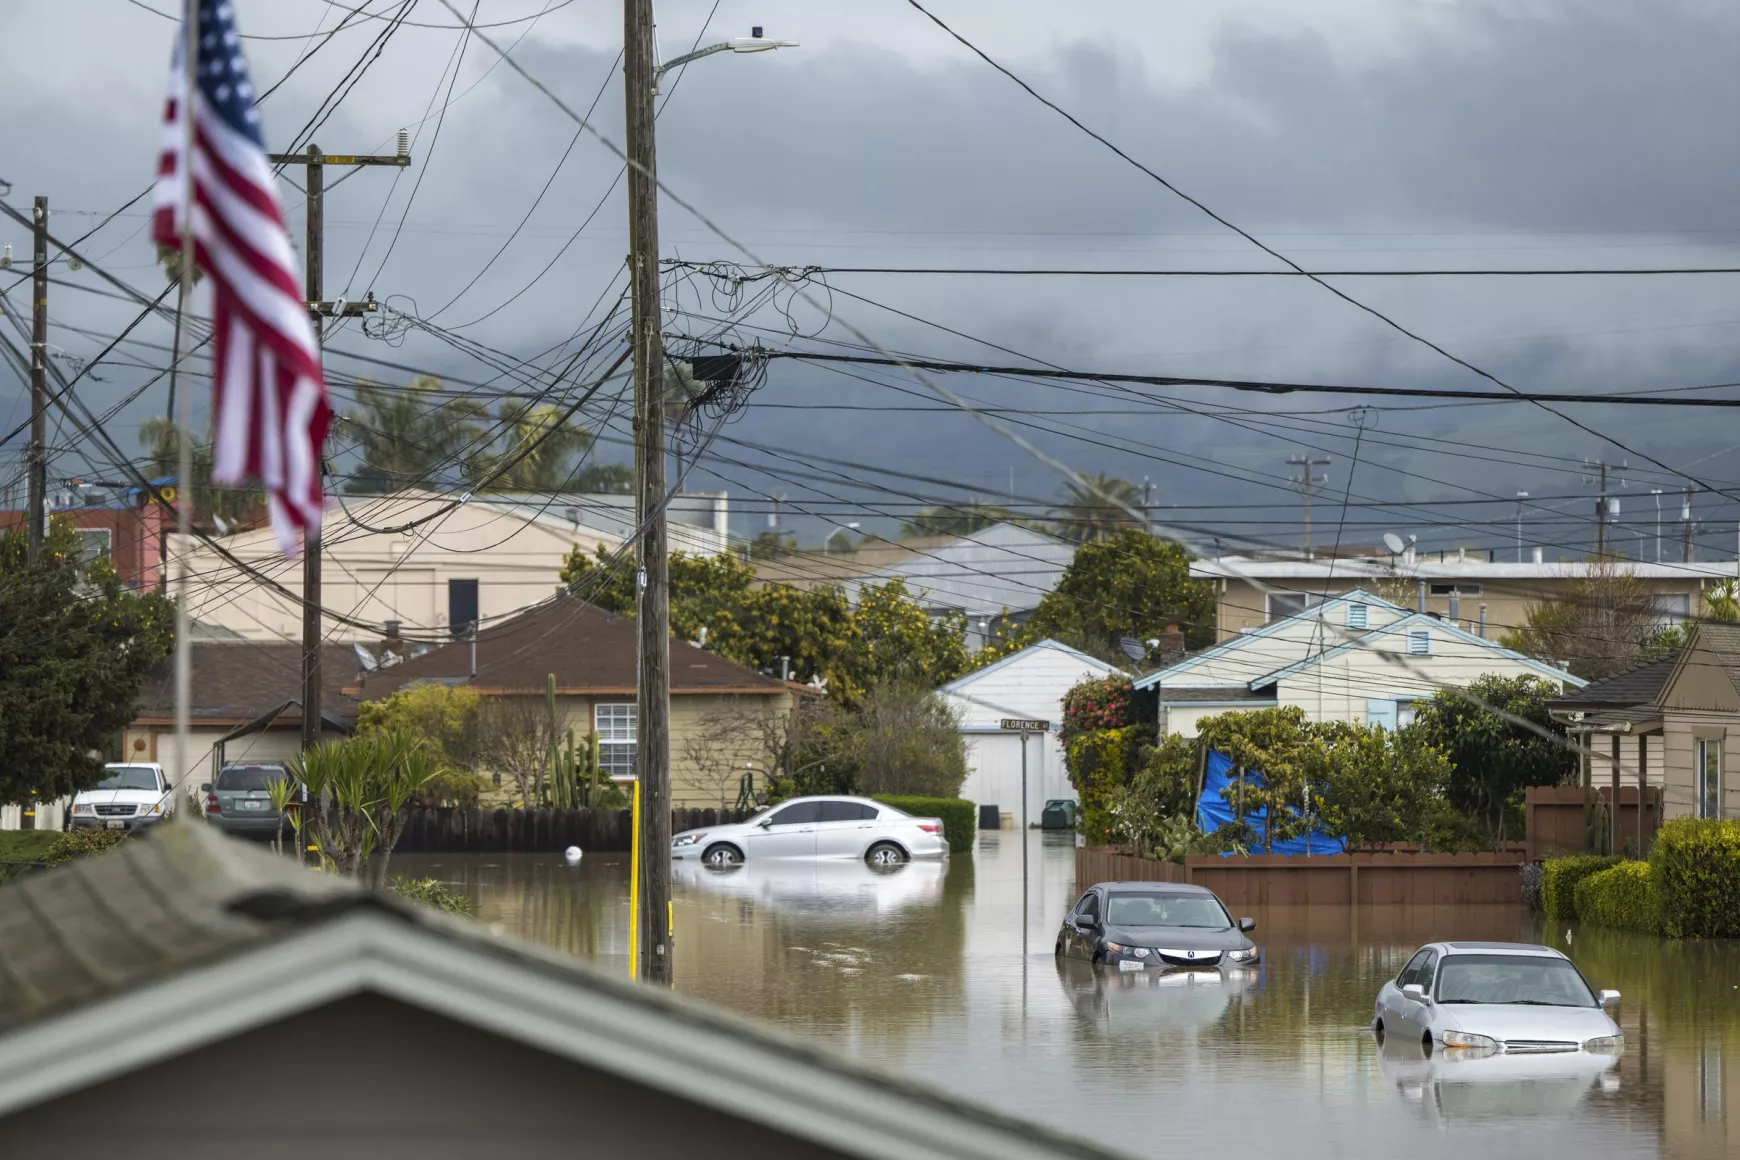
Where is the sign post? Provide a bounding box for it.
[1000,719,1050,962]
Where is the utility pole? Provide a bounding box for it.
[1287,453,1330,558]
[27,196,47,563]
[625,0,673,986]
[1515,490,1529,563]
[1651,489,1664,564]
[267,141,408,762]
[1581,458,1626,559]
[1682,486,1695,563]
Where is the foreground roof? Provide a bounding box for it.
[0,825,1118,1160]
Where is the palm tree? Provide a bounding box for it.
[464,400,594,492]
[1052,472,1145,542]
[343,376,487,494]
[900,501,1015,540]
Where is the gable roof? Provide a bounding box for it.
[1132,588,1404,691]
[134,641,363,724]
[352,597,787,698]
[1550,655,1677,709]
[938,639,1121,694]
[1250,612,1587,690]
[0,824,1117,1160]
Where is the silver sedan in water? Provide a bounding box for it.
[669,796,950,866]
[1374,941,1624,1056]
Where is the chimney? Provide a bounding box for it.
[1449,588,1461,623]
[1159,623,1186,665]
[1478,603,1487,639]
[1417,579,1426,614]
[381,619,405,657]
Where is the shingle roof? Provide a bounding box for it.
[134,641,362,723]
[1158,686,1276,703]
[355,596,786,697]
[1549,655,1676,708]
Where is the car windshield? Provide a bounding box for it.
[1105,893,1232,929]
[94,766,158,791]
[1435,954,1597,1007]
[216,766,285,792]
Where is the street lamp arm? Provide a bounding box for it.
[652,36,799,92]
[655,41,734,78]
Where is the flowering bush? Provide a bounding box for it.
[1062,676,1136,745]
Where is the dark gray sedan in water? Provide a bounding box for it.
[1056,881,1260,972]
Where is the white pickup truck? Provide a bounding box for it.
[67,762,174,833]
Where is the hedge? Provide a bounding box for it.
[0,828,127,885]
[1065,725,1141,844]
[1573,861,1661,934]
[1541,854,1621,921]
[873,795,975,855]
[1650,817,1740,939]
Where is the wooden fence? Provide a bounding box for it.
[1524,784,1661,861]
[393,807,752,853]
[1076,846,1526,907]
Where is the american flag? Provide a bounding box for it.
[152,0,328,556]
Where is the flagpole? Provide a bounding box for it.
[171,0,198,813]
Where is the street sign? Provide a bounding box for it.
[1000,719,1050,732]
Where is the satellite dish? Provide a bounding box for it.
[1119,636,1147,663]
[1382,532,1406,555]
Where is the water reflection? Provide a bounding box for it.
[393,835,1732,1159]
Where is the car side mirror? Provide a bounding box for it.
[1238,917,1256,932]
[1075,915,1096,930]
[757,818,774,829]
[1402,983,1429,1003]
[1599,989,1621,1008]
[199,783,212,794]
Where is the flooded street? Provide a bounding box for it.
[394,835,1739,1159]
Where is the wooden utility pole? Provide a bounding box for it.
[1682,486,1695,563]
[625,0,673,986]
[27,196,48,563]
[266,142,408,759]
[1581,458,1626,558]
[1287,452,1329,558]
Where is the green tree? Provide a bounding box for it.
[0,522,174,806]
[343,375,487,494]
[1196,706,1315,853]
[356,682,490,806]
[791,683,969,799]
[900,501,1015,539]
[1020,529,1215,662]
[1501,560,1673,680]
[464,400,594,492]
[1412,674,1575,848]
[1105,733,1201,858]
[1310,721,1458,852]
[1051,472,1144,542]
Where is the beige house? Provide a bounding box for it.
[352,596,798,809]
[1135,589,1585,737]
[1549,621,1740,825]
[1193,552,1727,643]
[171,488,729,644]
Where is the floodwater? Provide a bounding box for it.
[392,834,1740,1160]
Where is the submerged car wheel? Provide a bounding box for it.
[1373,1020,1385,1046]
[1422,1032,1433,1056]
[865,841,908,867]
[702,843,744,866]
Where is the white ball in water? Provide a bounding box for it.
[563,846,583,864]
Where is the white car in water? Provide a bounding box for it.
[671,796,950,866]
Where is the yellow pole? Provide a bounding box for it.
[627,777,641,979]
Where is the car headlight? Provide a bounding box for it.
[73,803,94,815]
[671,832,706,847]
[145,802,164,815]
[1104,942,1147,956]
[1226,947,1260,963]
[1583,1035,1625,1054]
[1441,1031,1499,1050]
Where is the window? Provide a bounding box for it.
[1398,949,1431,987]
[1395,700,1420,729]
[1346,601,1368,629]
[448,578,479,639]
[1074,891,1100,922]
[75,528,111,564]
[1415,950,1439,991]
[595,703,637,778]
[1104,893,1232,929]
[767,801,823,825]
[1266,592,1325,622]
[1407,628,1432,656]
[1698,738,1722,819]
[215,764,291,792]
[95,765,161,792]
[820,801,877,822]
[1366,699,1399,731]
[1429,583,1482,596]
[1435,954,1598,1007]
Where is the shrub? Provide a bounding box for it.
[1065,725,1141,843]
[1573,861,1661,935]
[1541,854,1621,921]
[44,827,128,863]
[1520,862,1543,911]
[390,876,476,916]
[872,795,974,855]
[0,828,127,885]
[1061,677,1137,744]
[1649,817,1740,938]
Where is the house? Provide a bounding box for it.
[1548,621,1740,824]
[127,640,361,806]
[1135,589,1586,737]
[837,524,1078,650]
[0,822,1121,1160]
[1192,551,1726,642]
[752,535,940,591]
[0,478,171,589]
[169,488,729,645]
[351,597,796,808]
[938,641,1121,828]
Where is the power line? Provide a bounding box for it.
[666,260,1740,278]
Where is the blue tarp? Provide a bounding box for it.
[1195,749,1345,856]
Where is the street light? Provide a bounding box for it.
[1652,489,1664,563]
[654,26,799,92]
[1515,491,1528,563]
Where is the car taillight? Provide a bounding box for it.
[205,794,220,814]
[918,823,941,834]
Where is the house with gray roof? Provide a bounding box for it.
[1135,588,1585,737]
[0,823,1122,1160]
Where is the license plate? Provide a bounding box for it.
[1118,959,1145,973]
[241,800,265,810]
[105,819,124,829]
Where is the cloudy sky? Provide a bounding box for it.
[6,0,1740,560]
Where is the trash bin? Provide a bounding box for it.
[1040,799,1076,830]
[978,804,1000,830]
